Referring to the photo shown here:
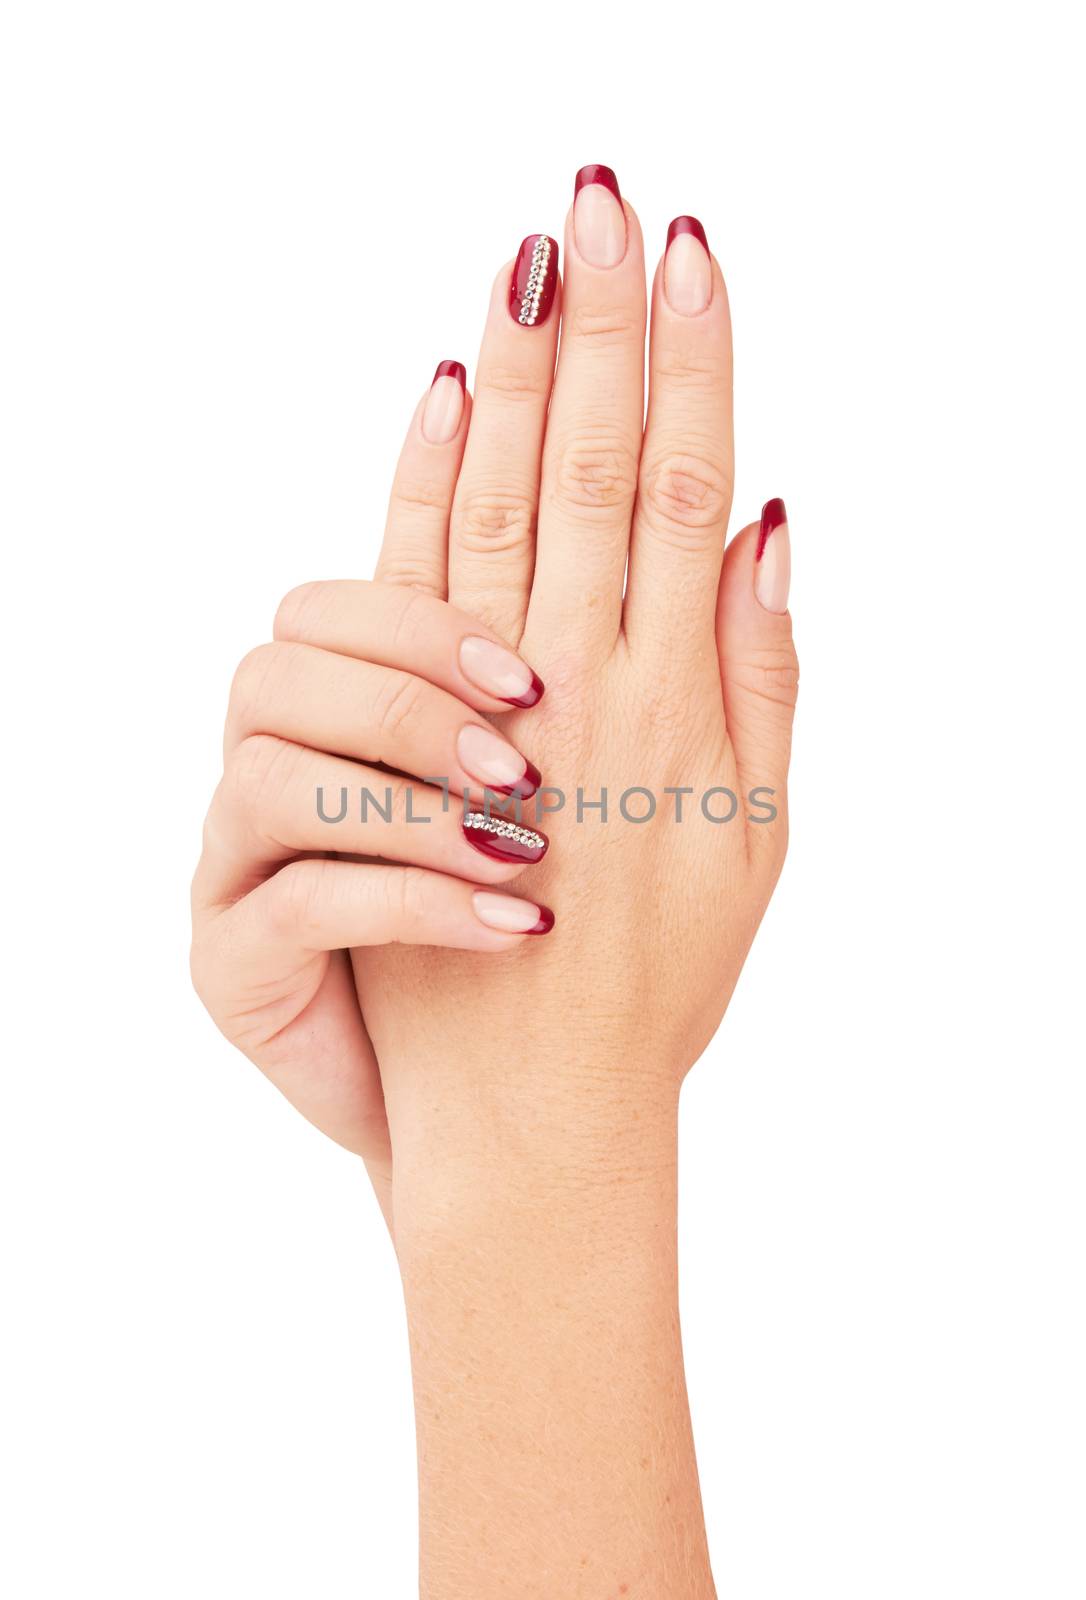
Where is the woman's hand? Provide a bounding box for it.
[351,170,798,1598]
[189,362,555,1220]
[359,183,797,1118]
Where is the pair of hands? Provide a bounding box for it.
[191,167,798,1233]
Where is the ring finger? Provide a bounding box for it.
[196,737,548,911]
[623,216,734,662]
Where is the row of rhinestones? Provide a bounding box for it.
[464,811,545,849]
[517,237,552,326]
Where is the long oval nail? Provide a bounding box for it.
[755,497,791,613]
[421,360,466,443]
[457,724,541,799]
[663,216,712,316]
[459,635,544,706]
[509,234,559,327]
[473,891,555,935]
[573,164,626,268]
[462,812,548,864]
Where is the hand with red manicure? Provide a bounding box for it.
[189,569,554,1222]
[191,164,797,1597]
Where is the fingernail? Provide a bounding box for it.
[421,360,466,444]
[573,164,626,268]
[462,811,548,865]
[459,635,545,706]
[457,724,541,799]
[509,234,559,327]
[472,891,555,936]
[663,216,712,316]
[755,498,791,613]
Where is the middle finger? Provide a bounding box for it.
[527,165,646,656]
[200,737,549,909]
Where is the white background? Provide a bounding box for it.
[2,2,1082,1595]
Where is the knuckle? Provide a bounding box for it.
[653,349,728,393]
[375,558,442,593]
[370,669,427,747]
[266,860,325,941]
[640,450,732,541]
[730,643,801,710]
[228,642,291,727]
[384,582,434,651]
[391,476,452,516]
[378,771,411,826]
[550,435,639,516]
[567,303,639,344]
[475,364,550,404]
[384,866,431,934]
[454,491,535,555]
[226,734,300,830]
[273,580,340,642]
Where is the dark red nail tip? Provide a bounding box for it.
[526,905,555,936]
[498,669,545,709]
[574,164,622,205]
[432,359,466,389]
[488,758,542,802]
[666,215,709,253]
[462,815,548,865]
[509,235,558,328]
[757,497,788,561]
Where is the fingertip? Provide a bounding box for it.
[472,890,555,937]
[754,499,791,614]
[575,163,621,203]
[432,359,467,390]
[420,361,469,445]
[718,515,792,620]
[500,668,545,709]
[666,214,708,252]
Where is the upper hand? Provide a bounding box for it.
[359,176,798,1113]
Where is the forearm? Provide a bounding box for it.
[387,1067,716,1599]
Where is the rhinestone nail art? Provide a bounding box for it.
[509,234,558,327]
[462,810,549,864]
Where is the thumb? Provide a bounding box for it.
[716,498,799,839]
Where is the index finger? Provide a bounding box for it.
[273,579,544,714]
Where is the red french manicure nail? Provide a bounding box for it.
[462,812,549,864]
[486,758,542,803]
[499,669,545,709]
[526,905,555,935]
[757,497,788,561]
[574,164,622,205]
[666,215,709,253]
[509,234,558,328]
[664,216,712,315]
[432,359,466,388]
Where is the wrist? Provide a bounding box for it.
[388,1081,713,1598]
[384,1054,681,1235]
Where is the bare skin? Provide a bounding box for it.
[192,168,798,1597]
